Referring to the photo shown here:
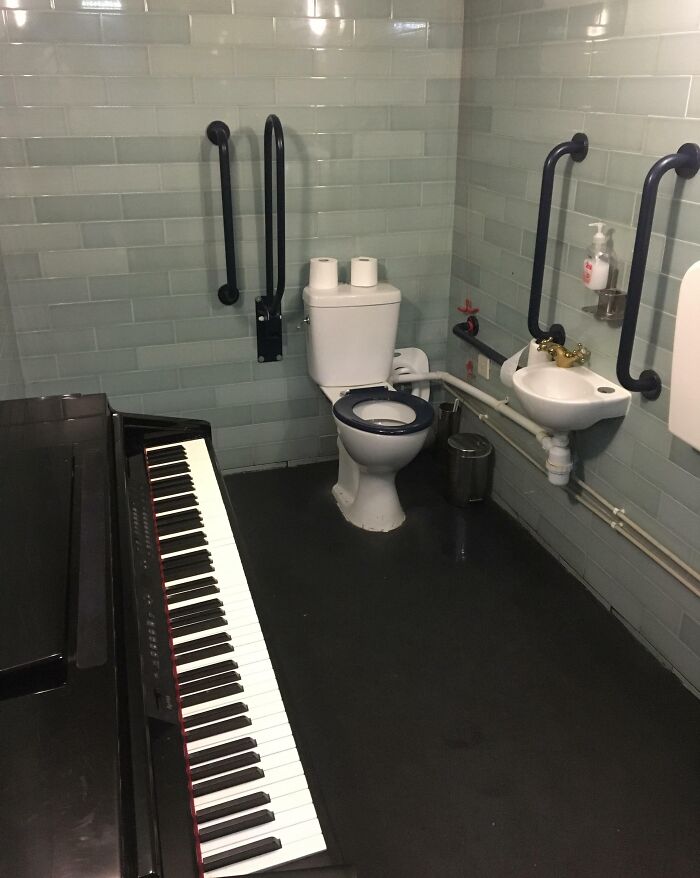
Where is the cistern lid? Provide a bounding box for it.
[302,282,400,308]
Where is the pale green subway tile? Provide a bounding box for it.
[127,242,214,272]
[276,76,355,105]
[12,305,50,331]
[56,44,149,74]
[235,45,311,76]
[25,137,116,166]
[656,34,700,76]
[540,41,590,75]
[354,231,420,257]
[28,375,100,395]
[353,130,423,158]
[491,106,583,142]
[75,164,161,194]
[82,220,165,248]
[419,229,452,253]
[89,271,169,300]
[426,78,459,103]
[58,348,137,377]
[0,138,26,166]
[316,159,389,185]
[463,131,510,164]
[9,276,89,304]
[0,196,34,224]
[116,135,204,163]
[390,157,452,182]
[458,106,493,133]
[175,314,249,342]
[286,132,353,161]
[0,43,58,75]
[150,45,235,76]
[122,191,215,220]
[56,0,144,8]
[469,77,517,107]
[496,45,540,76]
[156,105,240,136]
[15,75,106,106]
[17,327,95,357]
[252,397,318,425]
[170,267,227,295]
[96,321,174,350]
[0,167,75,197]
[192,14,273,45]
[584,112,646,151]
[101,369,177,396]
[124,383,213,410]
[624,0,699,37]
[512,77,561,108]
[468,187,506,220]
[483,216,522,252]
[657,494,698,551]
[194,76,275,104]
[356,77,426,105]
[7,10,100,42]
[68,107,158,137]
[502,0,543,11]
[0,107,67,137]
[427,22,463,50]
[390,105,454,132]
[107,76,194,106]
[589,36,658,76]
[645,117,700,157]
[392,47,462,78]
[236,0,308,14]
[163,216,221,244]
[41,247,129,278]
[354,19,427,49]
[215,378,290,407]
[49,299,132,329]
[133,293,211,321]
[679,615,700,657]
[317,0,390,16]
[315,209,386,236]
[0,76,15,106]
[4,253,41,279]
[101,12,190,44]
[148,0,229,10]
[22,355,58,381]
[425,131,457,155]
[689,78,700,118]
[386,205,452,231]
[560,77,617,112]
[617,77,691,118]
[136,340,214,370]
[211,337,257,363]
[108,394,144,412]
[652,197,700,247]
[421,179,454,205]
[0,222,81,253]
[180,361,251,388]
[35,194,122,222]
[519,8,567,44]
[216,446,254,470]
[315,105,388,131]
[314,48,389,77]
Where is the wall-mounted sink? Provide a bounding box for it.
[512,362,631,432]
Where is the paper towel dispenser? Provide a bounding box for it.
[669,261,700,451]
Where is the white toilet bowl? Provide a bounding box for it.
[329,386,434,532]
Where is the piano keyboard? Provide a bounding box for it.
[144,439,326,876]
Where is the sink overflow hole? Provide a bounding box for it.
[597,386,615,394]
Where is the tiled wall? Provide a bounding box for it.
[0,258,23,399]
[450,0,700,691]
[0,0,463,470]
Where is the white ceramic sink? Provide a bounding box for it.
[512,362,631,432]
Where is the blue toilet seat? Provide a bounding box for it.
[332,387,434,436]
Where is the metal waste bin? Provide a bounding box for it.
[434,401,461,465]
[447,433,493,505]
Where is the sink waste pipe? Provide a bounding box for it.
[395,371,573,485]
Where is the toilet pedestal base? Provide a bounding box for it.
[332,438,406,532]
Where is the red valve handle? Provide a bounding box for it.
[457,298,479,315]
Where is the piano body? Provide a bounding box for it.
[0,394,354,878]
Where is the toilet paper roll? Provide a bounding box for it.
[499,345,528,388]
[309,257,338,289]
[351,256,378,287]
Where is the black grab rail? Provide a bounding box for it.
[206,120,239,305]
[616,142,700,400]
[256,114,286,362]
[528,132,588,345]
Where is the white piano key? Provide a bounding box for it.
[200,802,319,856]
[203,821,325,877]
[194,758,307,810]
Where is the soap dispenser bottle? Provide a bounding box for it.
[582,222,614,291]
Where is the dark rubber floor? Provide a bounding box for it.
[225,454,700,878]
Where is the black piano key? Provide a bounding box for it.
[157,516,203,538]
[192,765,264,799]
[171,615,226,638]
[166,575,217,596]
[164,559,214,584]
[186,714,252,743]
[155,493,198,513]
[198,809,274,844]
[197,791,271,825]
[184,702,248,730]
[187,737,256,767]
[180,682,243,709]
[177,659,237,684]
[178,669,240,695]
[173,632,231,657]
[168,584,219,605]
[169,598,222,622]
[202,837,281,873]
[189,750,260,783]
[160,531,207,553]
[171,604,224,627]
[156,506,202,528]
[146,444,186,463]
[152,476,194,499]
[177,643,234,666]
[162,548,211,572]
[148,460,190,478]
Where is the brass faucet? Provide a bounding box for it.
[537,337,590,368]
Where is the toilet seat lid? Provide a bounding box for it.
[332,386,434,436]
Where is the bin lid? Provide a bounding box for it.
[447,432,492,458]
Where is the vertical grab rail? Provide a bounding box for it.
[528,132,588,345]
[256,114,286,362]
[206,120,240,306]
[616,142,700,400]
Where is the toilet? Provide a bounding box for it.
[302,281,434,532]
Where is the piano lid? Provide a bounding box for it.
[0,447,73,694]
